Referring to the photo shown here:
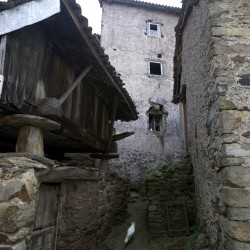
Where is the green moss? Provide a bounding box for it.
[145,162,178,180]
[183,231,199,250]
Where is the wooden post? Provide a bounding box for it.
[16,126,44,156]
[98,98,118,171]
[0,114,61,157]
[99,159,109,171]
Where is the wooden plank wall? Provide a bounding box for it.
[1,24,109,141]
[30,184,59,250]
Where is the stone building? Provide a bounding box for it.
[0,0,137,249]
[174,0,250,248]
[99,0,182,185]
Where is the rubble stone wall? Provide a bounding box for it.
[146,161,195,235]
[0,155,44,250]
[56,172,128,250]
[0,154,128,250]
[179,0,250,248]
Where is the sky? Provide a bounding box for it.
[76,0,182,34]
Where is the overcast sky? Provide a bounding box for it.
[76,0,182,34]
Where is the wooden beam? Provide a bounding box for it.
[61,0,137,120]
[90,153,119,159]
[112,131,135,141]
[59,65,93,104]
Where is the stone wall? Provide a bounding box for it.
[101,2,183,186]
[146,161,195,235]
[177,0,250,248]
[57,172,128,250]
[0,154,128,250]
[0,154,51,250]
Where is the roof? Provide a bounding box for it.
[0,0,138,121]
[99,0,181,15]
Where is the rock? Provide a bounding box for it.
[220,216,250,242]
[213,44,250,55]
[226,238,250,250]
[227,207,250,221]
[218,111,242,134]
[222,144,250,157]
[211,27,250,37]
[0,240,26,250]
[0,204,19,233]
[221,187,250,207]
[220,157,244,167]
[219,166,250,188]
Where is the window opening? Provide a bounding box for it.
[149,114,162,132]
[147,22,161,38]
[149,62,162,75]
[147,104,166,132]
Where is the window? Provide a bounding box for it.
[149,61,163,75]
[147,104,167,132]
[147,22,161,38]
[149,114,162,132]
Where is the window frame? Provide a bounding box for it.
[149,114,162,132]
[148,61,163,76]
[147,22,161,38]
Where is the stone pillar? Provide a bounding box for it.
[0,154,54,250]
[0,114,61,157]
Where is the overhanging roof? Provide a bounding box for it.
[0,0,138,122]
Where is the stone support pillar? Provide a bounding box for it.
[0,154,55,250]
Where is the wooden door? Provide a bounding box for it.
[29,184,60,250]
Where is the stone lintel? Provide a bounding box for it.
[36,167,101,183]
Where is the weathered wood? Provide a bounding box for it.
[61,0,138,120]
[90,153,119,159]
[16,126,44,156]
[0,114,61,131]
[36,167,101,183]
[112,131,135,141]
[30,184,59,250]
[99,159,109,171]
[59,65,92,104]
[0,35,6,98]
[36,97,63,118]
[106,98,118,152]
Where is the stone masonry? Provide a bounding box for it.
[146,161,195,236]
[0,153,128,250]
[174,0,250,248]
[100,0,183,186]
[0,154,51,250]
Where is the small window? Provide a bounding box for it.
[147,22,161,38]
[149,114,162,132]
[149,62,163,75]
[147,104,167,133]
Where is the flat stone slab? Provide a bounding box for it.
[36,167,101,183]
[0,114,61,131]
[0,153,56,168]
